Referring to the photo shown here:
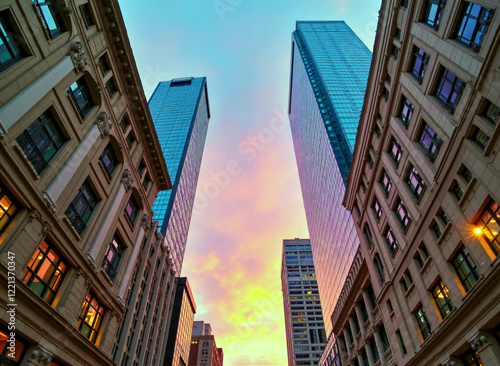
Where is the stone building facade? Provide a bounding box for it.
[189,321,224,366]
[0,0,171,365]
[339,0,500,365]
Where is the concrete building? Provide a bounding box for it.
[149,77,210,275]
[189,321,224,366]
[0,0,171,365]
[338,0,500,365]
[288,21,372,338]
[281,238,327,366]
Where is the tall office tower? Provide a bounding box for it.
[338,1,500,366]
[189,321,224,366]
[288,21,372,336]
[149,77,210,274]
[281,238,327,366]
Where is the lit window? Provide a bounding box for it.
[65,181,98,235]
[475,199,500,256]
[410,47,429,83]
[462,348,484,366]
[0,326,28,364]
[389,138,403,167]
[32,0,65,39]
[380,170,392,196]
[483,100,499,124]
[0,10,25,71]
[414,305,431,341]
[99,143,118,179]
[102,235,124,282]
[399,96,414,128]
[0,180,20,235]
[431,279,453,319]
[385,227,399,256]
[419,122,442,162]
[406,165,425,200]
[451,245,480,292]
[125,195,140,225]
[423,0,446,30]
[455,3,493,52]
[67,78,95,119]
[23,239,67,305]
[470,126,489,150]
[373,197,383,221]
[435,68,464,113]
[395,199,411,230]
[78,292,106,344]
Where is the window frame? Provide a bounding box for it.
[124,195,140,226]
[399,95,414,128]
[451,245,480,292]
[0,180,21,235]
[431,279,453,319]
[0,10,25,72]
[475,199,500,256]
[102,235,124,282]
[406,165,426,200]
[99,143,118,180]
[380,170,392,197]
[410,47,429,84]
[389,137,403,167]
[395,199,412,231]
[422,0,446,30]
[66,77,94,119]
[32,0,66,39]
[435,68,464,113]
[77,292,106,344]
[418,122,442,162]
[373,197,383,222]
[414,305,432,341]
[455,2,494,52]
[80,3,95,28]
[385,226,399,256]
[65,181,98,235]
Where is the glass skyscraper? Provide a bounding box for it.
[288,21,372,336]
[149,77,210,274]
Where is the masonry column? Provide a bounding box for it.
[365,341,376,366]
[348,315,360,349]
[337,334,348,363]
[343,327,353,359]
[373,327,388,366]
[469,331,500,365]
[356,350,367,366]
[362,289,375,324]
[354,303,367,338]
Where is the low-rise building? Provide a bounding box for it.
[189,321,224,366]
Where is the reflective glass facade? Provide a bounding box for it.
[288,21,371,335]
[149,77,210,274]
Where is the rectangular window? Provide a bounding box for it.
[0,10,25,71]
[67,78,94,119]
[80,3,95,27]
[475,199,500,256]
[435,68,464,113]
[432,221,442,239]
[452,245,480,292]
[452,181,465,201]
[410,47,429,83]
[460,165,473,183]
[386,73,391,85]
[32,0,65,39]
[407,165,425,200]
[65,181,98,235]
[380,170,392,196]
[374,123,381,137]
[99,143,118,179]
[396,199,411,230]
[137,160,146,175]
[483,100,499,124]
[396,330,407,355]
[121,115,130,131]
[363,223,373,249]
[471,126,489,150]
[0,180,20,235]
[143,174,151,190]
[395,27,401,40]
[23,239,67,305]
[431,279,453,319]
[78,292,105,344]
[389,137,403,167]
[382,87,389,101]
[367,153,373,169]
[385,227,399,255]
[0,325,28,364]
[438,209,450,226]
[125,195,139,225]
[419,122,442,162]
[414,305,432,341]
[423,0,446,30]
[102,235,124,282]
[390,45,398,60]
[373,197,383,221]
[106,77,118,96]
[455,3,493,52]
[399,96,414,128]
[126,132,136,148]
[462,348,484,366]
[400,0,408,9]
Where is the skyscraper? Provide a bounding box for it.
[288,21,372,335]
[149,77,210,274]
[281,238,327,366]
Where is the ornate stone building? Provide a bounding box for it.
[338,0,500,366]
[0,0,172,365]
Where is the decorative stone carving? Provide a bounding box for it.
[96,112,113,137]
[443,357,459,366]
[141,214,151,231]
[41,191,57,213]
[68,42,87,73]
[121,169,134,191]
[469,331,491,351]
[85,253,97,269]
[155,230,163,240]
[29,346,53,364]
[76,268,92,289]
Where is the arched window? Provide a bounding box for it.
[374,253,385,285]
[363,223,373,249]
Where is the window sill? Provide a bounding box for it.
[100,268,115,286]
[404,283,415,298]
[436,223,452,246]
[13,144,40,181]
[62,216,82,241]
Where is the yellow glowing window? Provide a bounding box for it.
[306,291,312,294]
[192,341,198,344]
[293,318,306,322]
[0,327,27,363]
[290,296,300,299]
[305,296,311,299]
[0,181,20,235]
[77,292,106,345]
[312,296,319,299]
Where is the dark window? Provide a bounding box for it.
[121,115,130,131]
[387,300,393,313]
[386,73,391,85]
[401,0,408,9]
[396,330,407,355]
[102,235,124,282]
[374,197,383,221]
[80,3,95,27]
[432,222,442,239]
[462,348,484,366]
[385,227,399,255]
[423,0,446,30]
[67,78,94,119]
[125,195,139,225]
[407,165,425,200]
[374,123,381,137]
[460,165,473,183]
[23,238,67,305]
[395,27,402,40]
[143,174,151,190]
[374,254,385,285]
[390,45,398,60]
[65,181,98,235]
[106,77,117,96]
[0,325,28,364]
[410,47,429,83]
[399,96,414,128]
[0,180,20,235]
[382,87,389,101]
[419,122,442,162]
[415,250,425,269]
[367,153,373,169]
[414,305,432,340]
[431,279,453,319]
[455,3,494,52]
[380,170,392,196]
[360,179,367,193]
[99,55,110,74]
[483,100,500,124]
[137,160,146,175]
[0,10,25,71]
[471,126,489,150]
[475,199,500,256]
[363,223,373,249]
[78,292,105,344]
[380,324,390,351]
[396,199,411,230]
[452,181,465,201]
[99,143,118,179]
[32,0,65,39]
[16,111,66,174]
[126,132,135,148]
[367,284,377,310]
[435,68,464,113]
[438,209,450,225]
[452,245,480,292]
[389,138,403,167]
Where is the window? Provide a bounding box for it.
[380,324,390,351]
[0,10,25,71]
[437,209,450,226]
[137,160,146,175]
[67,78,94,119]
[389,138,403,167]
[455,3,493,52]
[386,73,391,85]
[121,115,130,131]
[102,235,124,282]
[374,254,385,285]
[452,245,480,292]
[99,143,118,179]
[0,180,20,235]
[387,299,393,313]
[400,0,408,9]
[419,122,442,162]
[423,0,445,30]
[23,239,67,305]
[99,55,111,74]
[462,348,484,366]
[125,195,139,225]
[475,200,500,256]
[16,110,66,174]
[396,330,407,355]
[399,96,414,128]
[435,68,464,113]
[65,181,98,235]
[470,126,489,150]
[367,153,373,169]
[360,179,366,193]
[385,227,399,255]
[126,132,136,148]
[378,170,391,198]
[78,292,105,344]
[32,0,65,39]
[390,45,398,60]
[374,123,381,137]
[394,27,401,40]
[80,3,95,27]
[460,165,473,183]
[106,77,118,96]
[431,280,453,320]
[452,181,465,201]
[0,326,28,364]
[483,100,499,124]
[382,87,389,101]
[402,270,413,292]
[432,221,442,239]
[415,245,429,269]
[373,197,382,221]
[396,199,411,230]
[143,174,151,190]
[410,47,429,83]
[406,165,425,200]
[414,305,431,340]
